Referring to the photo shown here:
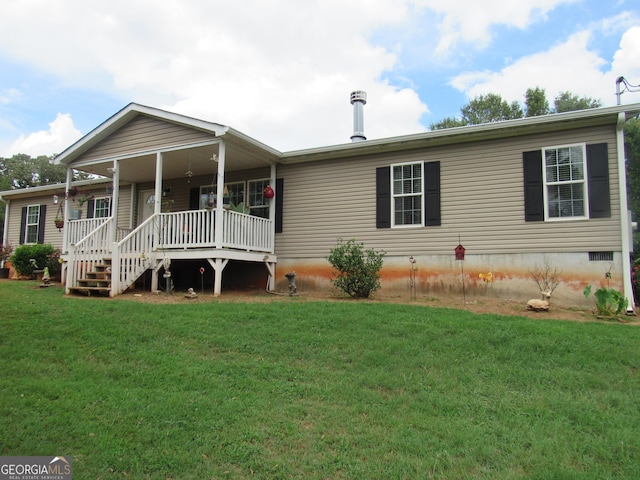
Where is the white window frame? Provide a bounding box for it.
[248,178,270,218]
[24,204,41,244]
[542,143,589,221]
[198,181,245,209]
[391,162,424,228]
[93,196,111,218]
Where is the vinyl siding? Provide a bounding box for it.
[275,125,620,257]
[78,115,215,162]
[5,185,133,249]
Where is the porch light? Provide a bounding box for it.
[53,195,59,204]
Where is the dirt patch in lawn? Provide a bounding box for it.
[115,286,640,325]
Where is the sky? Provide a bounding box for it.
[0,0,639,158]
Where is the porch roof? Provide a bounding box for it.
[53,103,281,184]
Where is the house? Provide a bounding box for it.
[1,101,639,309]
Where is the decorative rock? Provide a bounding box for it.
[184,287,197,299]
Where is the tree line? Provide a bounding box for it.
[430,87,601,129]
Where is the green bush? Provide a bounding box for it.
[10,244,57,277]
[583,284,628,316]
[328,238,385,298]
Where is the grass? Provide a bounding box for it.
[1,281,639,479]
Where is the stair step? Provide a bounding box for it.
[78,279,111,288]
[86,272,111,280]
[69,286,111,297]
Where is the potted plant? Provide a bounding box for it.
[54,203,64,229]
[0,244,13,279]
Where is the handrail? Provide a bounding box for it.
[66,218,114,294]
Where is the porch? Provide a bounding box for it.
[53,104,283,298]
[64,206,277,297]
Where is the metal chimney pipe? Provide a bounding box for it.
[350,90,367,142]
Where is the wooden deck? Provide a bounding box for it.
[64,210,276,297]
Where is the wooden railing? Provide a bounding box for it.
[65,209,274,296]
[111,215,157,295]
[65,218,114,294]
[155,210,216,249]
[67,218,109,248]
[222,209,273,252]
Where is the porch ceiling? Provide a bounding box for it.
[87,142,277,184]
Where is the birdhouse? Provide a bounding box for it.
[455,244,465,260]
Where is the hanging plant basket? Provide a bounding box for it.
[54,219,64,229]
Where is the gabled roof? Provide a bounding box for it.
[53,102,281,166]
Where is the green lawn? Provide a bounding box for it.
[1,281,639,479]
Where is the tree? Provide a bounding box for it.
[625,118,640,251]
[524,87,550,117]
[430,88,601,130]
[0,154,89,241]
[461,93,523,125]
[553,91,601,113]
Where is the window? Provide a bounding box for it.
[198,182,245,209]
[93,197,111,218]
[392,162,423,226]
[523,143,610,222]
[376,162,440,229]
[543,144,587,219]
[25,205,41,244]
[248,179,270,218]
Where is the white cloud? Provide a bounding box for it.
[449,24,640,108]
[413,0,577,55]
[612,26,640,83]
[5,113,81,157]
[0,0,427,150]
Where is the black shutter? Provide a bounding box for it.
[37,205,46,243]
[275,178,283,233]
[87,199,95,219]
[19,207,27,245]
[376,166,391,228]
[424,161,441,226]
[523,150,544,222]
[189,187,200,210]
[586,143,610,218]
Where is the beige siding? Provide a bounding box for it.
[275,125,621,257]
[78,116,216,162]
[5,185,133,250]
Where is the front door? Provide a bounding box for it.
[138,189,156,225]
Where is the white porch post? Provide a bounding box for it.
[214,141,226,248]
[111,160,120,243]
[269,164,276,254]
[208,258,229,297]
[154,152,163,214]
[63,168,73,254]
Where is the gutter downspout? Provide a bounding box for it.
[616,112,635,313]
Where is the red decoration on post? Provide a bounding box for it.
[455,244,465,261]
[263,185,275,199]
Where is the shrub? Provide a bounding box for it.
[10,244,57,277]
[583,285,628,317]
[328,238,385,298]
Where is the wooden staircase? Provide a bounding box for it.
[69,258,112,296]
